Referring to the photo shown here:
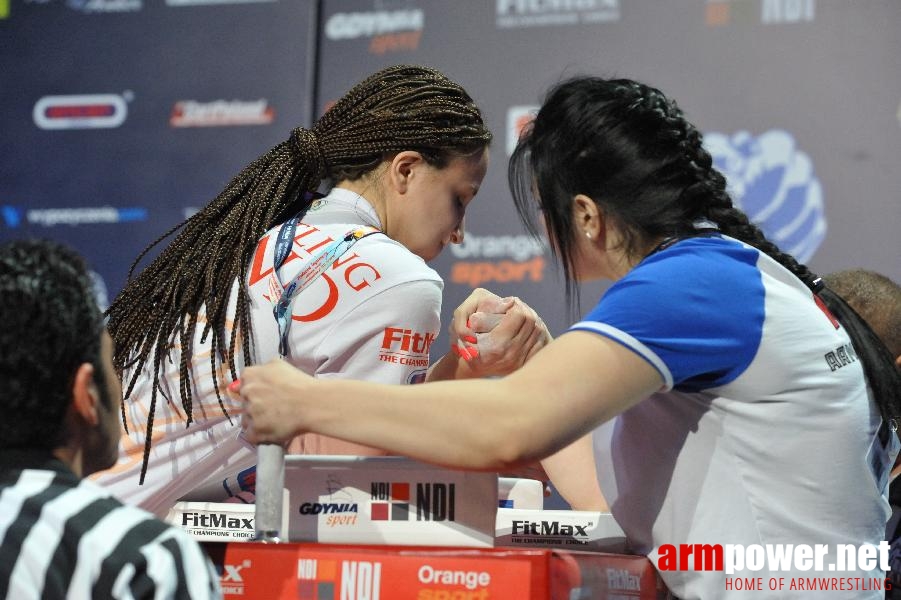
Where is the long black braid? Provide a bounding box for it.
[510,75,900,430]
[108,65,492,483]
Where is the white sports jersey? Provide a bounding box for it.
[93,188,443,516]
[573,235,892,599]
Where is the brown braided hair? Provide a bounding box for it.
[108,65,492,483]
[510,75,900,433]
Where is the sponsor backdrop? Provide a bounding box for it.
[0,0,318,304]
[1,1,899,363]
[314,0,901,345]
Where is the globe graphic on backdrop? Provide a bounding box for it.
[703,130,827,263]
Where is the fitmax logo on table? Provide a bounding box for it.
[704,129,826,263]
[218,559,252,596]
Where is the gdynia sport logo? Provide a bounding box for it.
[658,541,891,592]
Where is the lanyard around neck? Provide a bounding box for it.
[270,214,380,357]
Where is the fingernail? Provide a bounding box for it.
[457,344,473,361]
[466,347,479,359]
[463,335,477,344]
[466,318,472,329]
[451,345,463,358]
[228,380,241,393]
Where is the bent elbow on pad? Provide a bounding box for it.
[503,458,609,512]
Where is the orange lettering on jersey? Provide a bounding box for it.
[248,225,386,323]
[247,225,336,287]
[381,327,435,355]
[344,262,381,291]
[292,273,340,322]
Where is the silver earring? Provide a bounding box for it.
[585,231,592,239]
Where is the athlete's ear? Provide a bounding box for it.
[572,194,602,241]
[71,362,101,427]
[387,151,424,195]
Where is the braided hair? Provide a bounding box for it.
[510,75,900,430]
[108,65,492,483]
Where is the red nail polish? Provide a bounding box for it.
[457,345,473,361]
[228,380,241,393]
[463,335,477,344]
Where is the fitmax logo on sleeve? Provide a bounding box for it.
[33,94,129,130]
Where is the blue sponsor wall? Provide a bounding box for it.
[1,0,899,353]
[0,0,319,304]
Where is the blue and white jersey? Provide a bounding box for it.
[573,235,891,599]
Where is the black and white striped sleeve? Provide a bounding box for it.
[1,471,222,600]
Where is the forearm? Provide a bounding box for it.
[540,434,608,511]
[241,333,664,474]
[425,351,474,382]
[302,376,561,471]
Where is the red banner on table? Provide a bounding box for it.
[203,542,670,599]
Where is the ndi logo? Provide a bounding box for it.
[705,0,814,26]
[369,481,456,521]
[297,558,381,600]
[703,130,826,262]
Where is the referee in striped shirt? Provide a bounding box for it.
[0,239,222,600]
